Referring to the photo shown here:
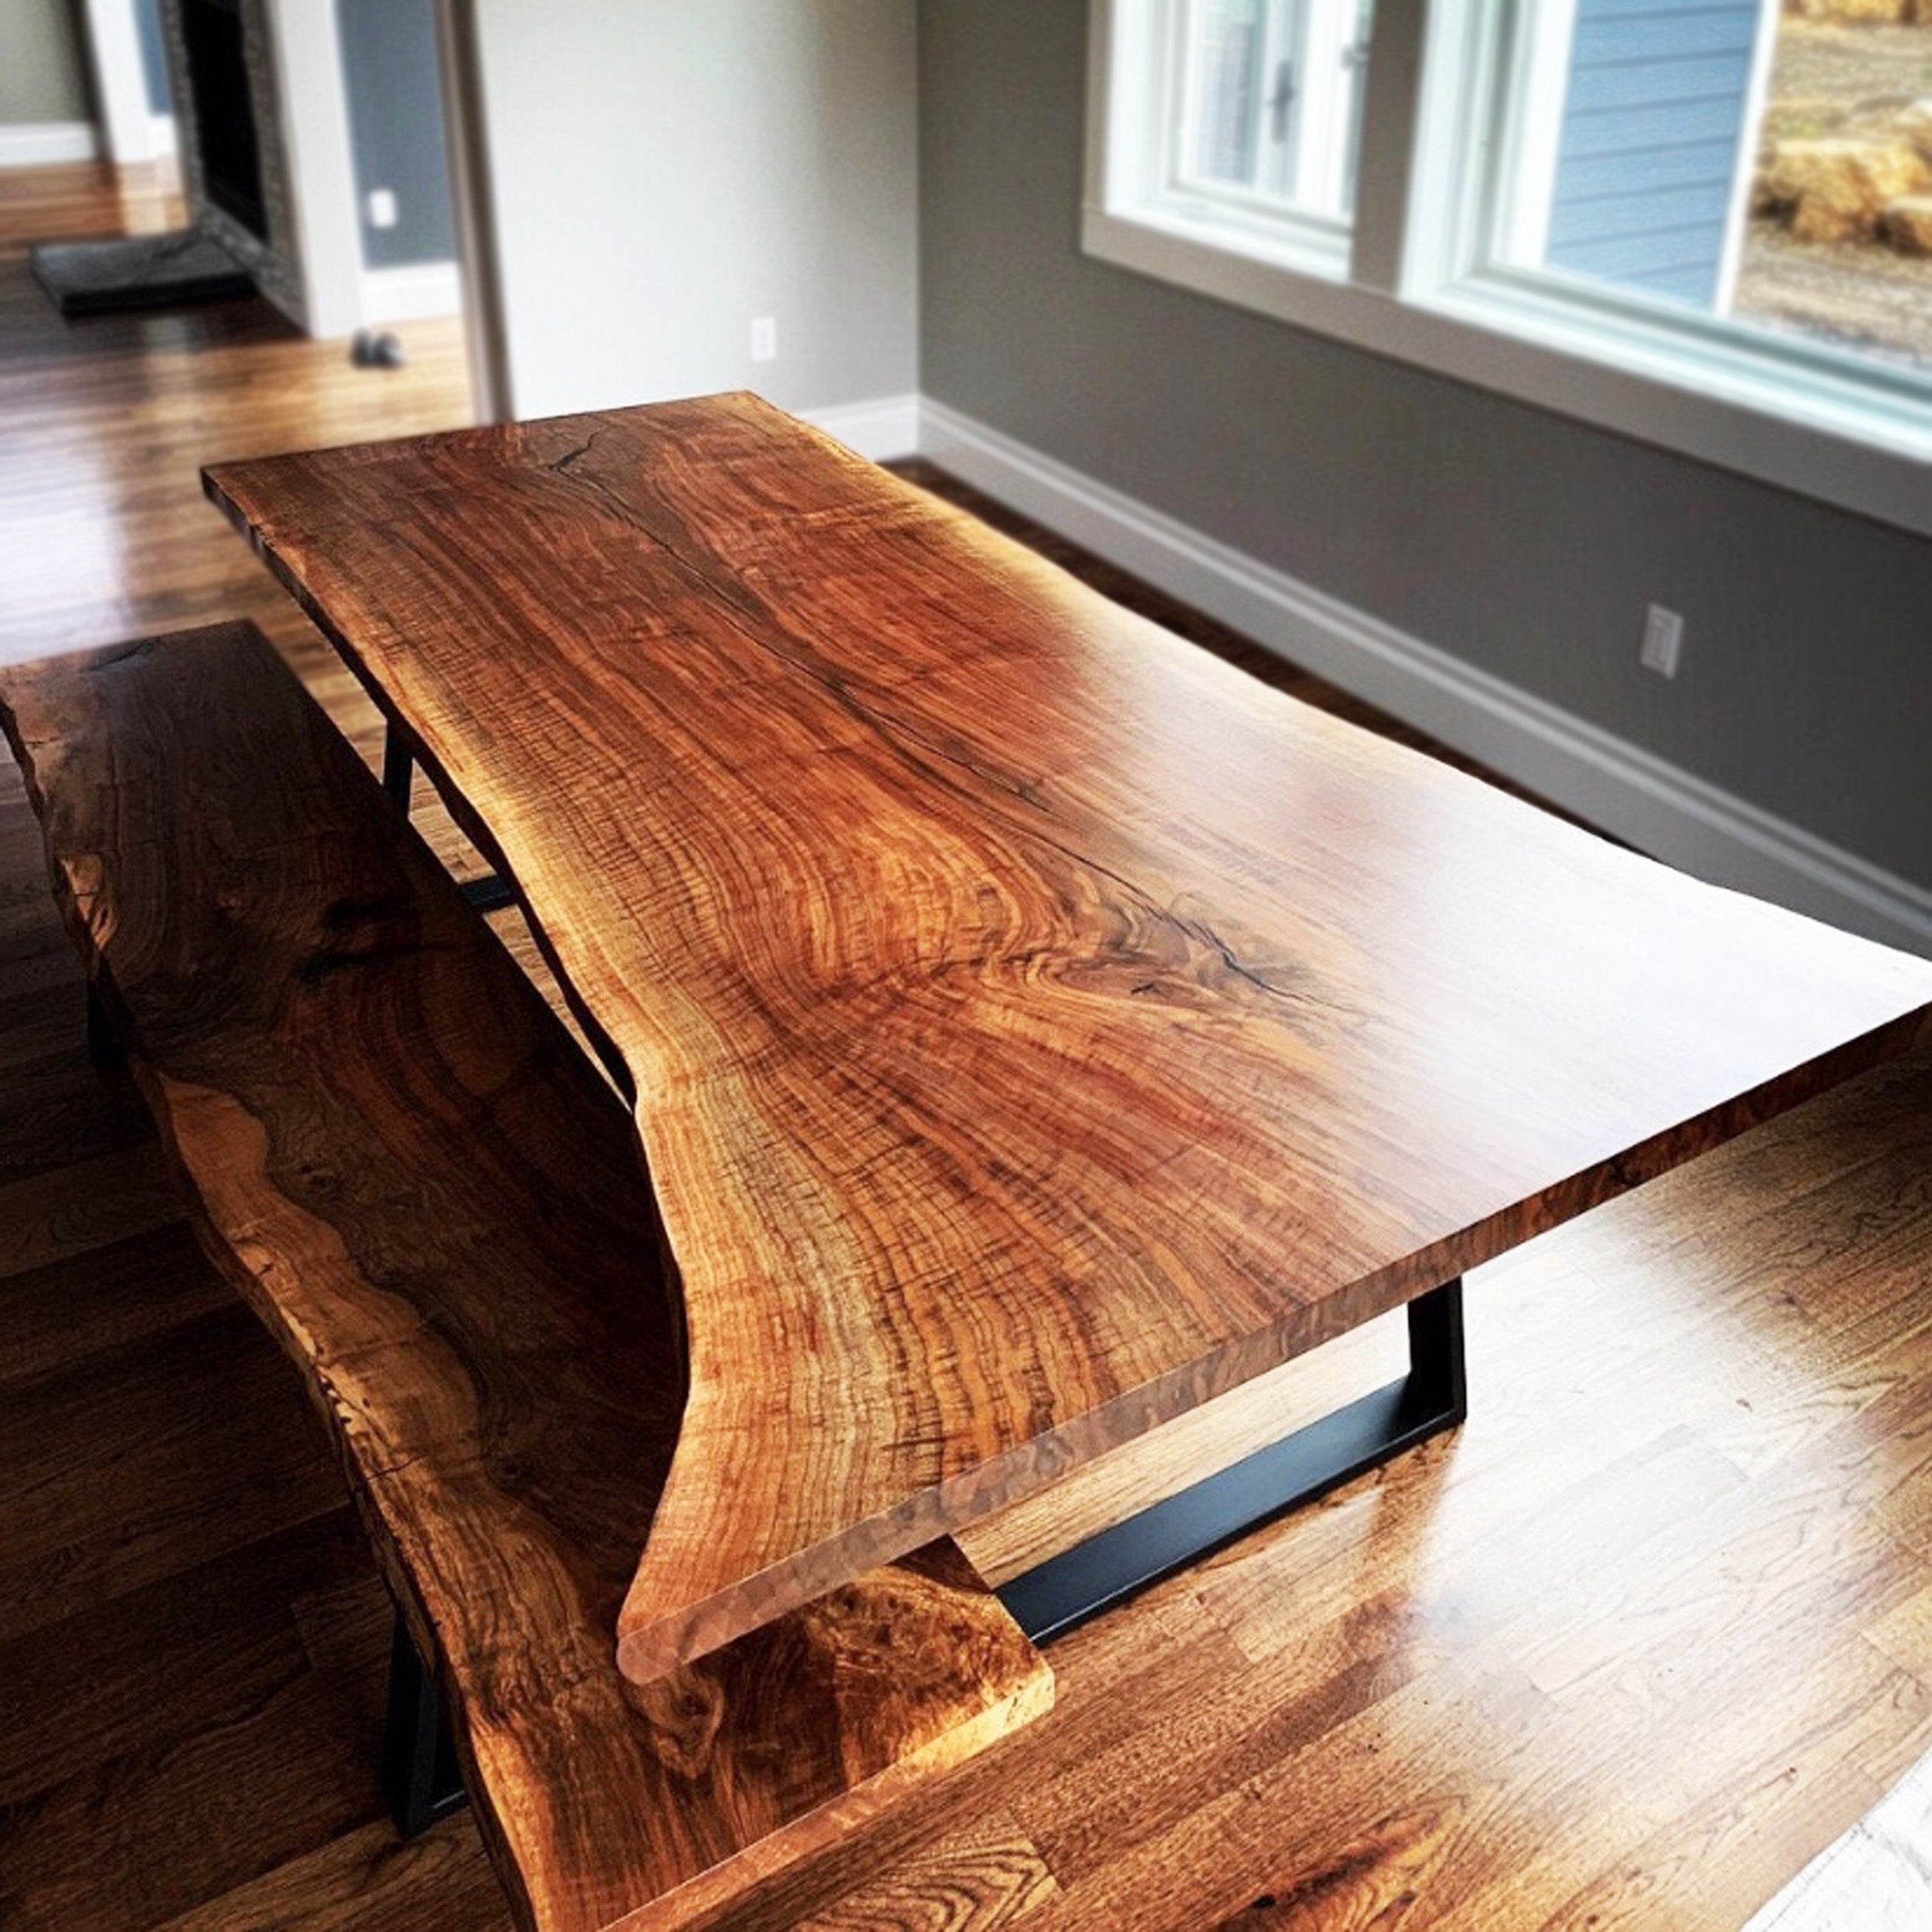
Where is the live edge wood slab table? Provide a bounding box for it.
[205,393,1932,1873]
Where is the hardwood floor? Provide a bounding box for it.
[2,159,1929,1930]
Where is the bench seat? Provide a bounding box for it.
[0,622,1050,1932]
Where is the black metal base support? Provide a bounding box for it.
[382,1611,468,1839]
[84,983,125,1073]
[998,1277,1467,1646]
[381,724,517,913]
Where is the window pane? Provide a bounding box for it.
[1505,2,1761,311]
[1181,0,1375,222]
[1733,12,1932,375]
[1498,2,1932,378]
[1191,0,1265,187]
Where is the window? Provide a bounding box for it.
[1182,1,1375,221]
[1492,1,1774,318]
[1487,0,1932,382]
[1084,1,1932,536]
[1089,0,1377,289]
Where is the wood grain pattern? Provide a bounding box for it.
[0,623,1049,1932]
[202,392,1932,1685]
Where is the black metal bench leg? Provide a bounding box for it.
[382,1611,468,1839]
[997,1277,1468,1645]
[85,983,125,1073]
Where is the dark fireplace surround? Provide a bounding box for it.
[162,0,306,325]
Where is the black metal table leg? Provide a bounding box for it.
[381,726,415,812]
[460,875,518,913]
[382,722,518,916]
[996,1277,1468,1645]
[382,1611,468,1839]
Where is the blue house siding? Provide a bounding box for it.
[1546,0,1760,310]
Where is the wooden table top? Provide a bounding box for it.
[206,393,1932,1685]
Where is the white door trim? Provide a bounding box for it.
[81,0,158,165]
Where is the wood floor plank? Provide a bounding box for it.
[0,975,83,1072]
[0,1301,348,1645]
[0,1220,229,1388]
[1022,1655,1574,1932]
[0,1512,370,1809]
[1455,1640,1930,1932]
[0,1043,155,1184]
[156,1821,512,1932]
[0,1604,387,1931]
[798,1814,1060,1931]
[0,1511,400,1929]
[0,1138,185,1281]
[1014,1429,1743,1889]
[1867,1577,1932,1680]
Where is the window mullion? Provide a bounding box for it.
[1302,0,1356,219]
[1346,0,1431,294]
[1713,0,1783,316]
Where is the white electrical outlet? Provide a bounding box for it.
[1640,604,1685,679]
[367,189,399,230]
[750,316,777,362]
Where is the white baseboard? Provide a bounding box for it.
[359,261,464,327]
[150,114,177,156]
[918,396,1932,957]
[805,393,921,463]
[0,122,99,168]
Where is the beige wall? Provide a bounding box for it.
[471,0,918,420]
[2,0,90,125]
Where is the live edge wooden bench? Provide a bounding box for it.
[0,622,1051,1932]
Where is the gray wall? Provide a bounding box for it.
[474,0,919,420]
[2,0,90,124]
[335,0,455,269]
[919,0,1931,894]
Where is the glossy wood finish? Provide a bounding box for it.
[0,621,1049,1932]
[206,392,1932,1685]
[11,162,1932,1930]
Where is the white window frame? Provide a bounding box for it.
[1083,0,1932,540]
[1165,0,1364,218]
[1087,0,1360,301]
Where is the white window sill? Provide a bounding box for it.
[1084,202,1364,348]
